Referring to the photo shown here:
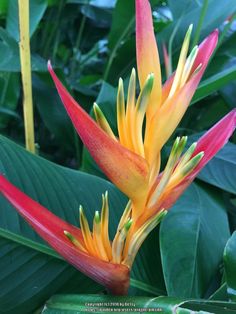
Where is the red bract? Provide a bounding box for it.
[154,109,236,212]
[0,175,130,295]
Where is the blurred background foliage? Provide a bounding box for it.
[0,0,235,169]
[0,1,236,312]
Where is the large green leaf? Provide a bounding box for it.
[220,82,236,110]
[108,0,134,51]
[79,5,113,28]
[33,75,75,151]
[6,0,48,41]
[192,64,236,104]
[0,72,20,128]
[209,283,228,301]
[42,294,236,313]
[0,230,101,314]
[0,135,165,312]
[187,133,236,195]
[224,231,236,301]
[0,0,8,16]
[0,28,46,72]
[160,182,230,298]
[197,142,236,195]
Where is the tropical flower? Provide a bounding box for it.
[47,0,235,268]
[0,176,130,295]
[0,0,235,295]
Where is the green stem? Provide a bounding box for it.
[70,1,89,78]
[41,9,53,52]
[42,0,65,59]
[52,27,61,61]
[18,0,35,153]
[203,13,236,70]
[217,13,236,48]
[167,19,181,75]
[191,0,209,48]
[70,0,89,168]
[103,16,135,81]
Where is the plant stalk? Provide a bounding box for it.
[18,0,35,153]
[191,0,209,48]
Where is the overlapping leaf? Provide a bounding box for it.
[160,182,230,298]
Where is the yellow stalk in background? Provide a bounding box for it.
[18,0,35,153]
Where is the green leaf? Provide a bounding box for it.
[209,283,228,301]
[0,28,47,72]
[187,133,236,195]
[103,0,135,81]
[106,37,136,84]
[197,142,236,195]
[160,182,230,298]
[192,64,236,104]
[220,82,236,110]
[0,0,8,16]
[6,0,48,42]
[0,72,20,128]
[107,0,135,51]
[33,74,75,151]
[80,5,113,28]
[42,294,236,313]
[224,231,236,301]
[163,0,236,48]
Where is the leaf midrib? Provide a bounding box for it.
[0,227,61,259]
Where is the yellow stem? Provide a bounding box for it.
[18,0,35,153]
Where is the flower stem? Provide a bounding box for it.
[191,0,209,48]
[70,0,89,78]
[18,0,35,153]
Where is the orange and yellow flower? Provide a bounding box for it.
[0,0,235,295]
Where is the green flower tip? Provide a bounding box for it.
[94,210,100,224]
[124,218,133,232]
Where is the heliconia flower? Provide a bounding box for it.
[47,0,220,220]
[0,0,235,296]
[46,0,235,262]
[0,175,130,295]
